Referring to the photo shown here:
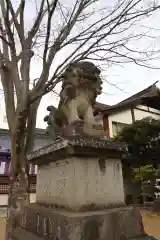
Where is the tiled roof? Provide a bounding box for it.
[101,82,160,115]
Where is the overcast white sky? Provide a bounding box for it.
[1,0,160,129]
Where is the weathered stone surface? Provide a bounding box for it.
[43,61,103,140]
[27,137,126,212]
[14,204,147,240]
[11,226,44,240]
[61,121,105,138]
[36,156,125,211]
[27,136,126,165]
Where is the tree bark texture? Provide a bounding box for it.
[5,115,30,240]
[0,0,160,239]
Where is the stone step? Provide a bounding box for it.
[11,226,44,240]
[15,204,147,240]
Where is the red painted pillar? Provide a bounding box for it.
[103,116,110,138]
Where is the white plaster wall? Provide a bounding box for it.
[137,105,160,114]
[108,109,133,137]
[134,109,160,121]
[149,106,160,114]
[108,105,160,137]
[136,105,148,110]
[0,193,36,206]
[36,157,124,211]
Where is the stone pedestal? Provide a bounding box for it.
[13,137,147,240]
[28,137,125,211]
[13,204,145,240]
[36,156,124,211]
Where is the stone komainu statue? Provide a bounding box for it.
[44,61,103,140]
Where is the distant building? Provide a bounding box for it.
[100,83,160,138]
[0,128,51,205]
[96,83,160,204]
[0,128,52,174]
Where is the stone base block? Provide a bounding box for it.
[36,156,125,211]
[61,121,105,138]
[14,204,147,240]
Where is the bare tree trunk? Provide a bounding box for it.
[5,123,29,239]
[5,149,29,239]
[5,100,40,239]
[0,0,160,238]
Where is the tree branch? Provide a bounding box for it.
[1,0,21,98]
[0,34,11,46]
[20,0,25,41]
[6,0,25,43]
[25,98,41,153]
[43,0,59,64]
[33,0,93,94]
[0,52,15,132]
[27,0,45,44]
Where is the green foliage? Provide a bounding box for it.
[117,117,160,197]
[133,165,160,181]
[118,117,160,144]
[133,165,160,197]
[116,117,160,158]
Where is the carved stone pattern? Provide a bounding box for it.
[43,61,103,140]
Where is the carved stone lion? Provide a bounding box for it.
[44,61,103,140]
